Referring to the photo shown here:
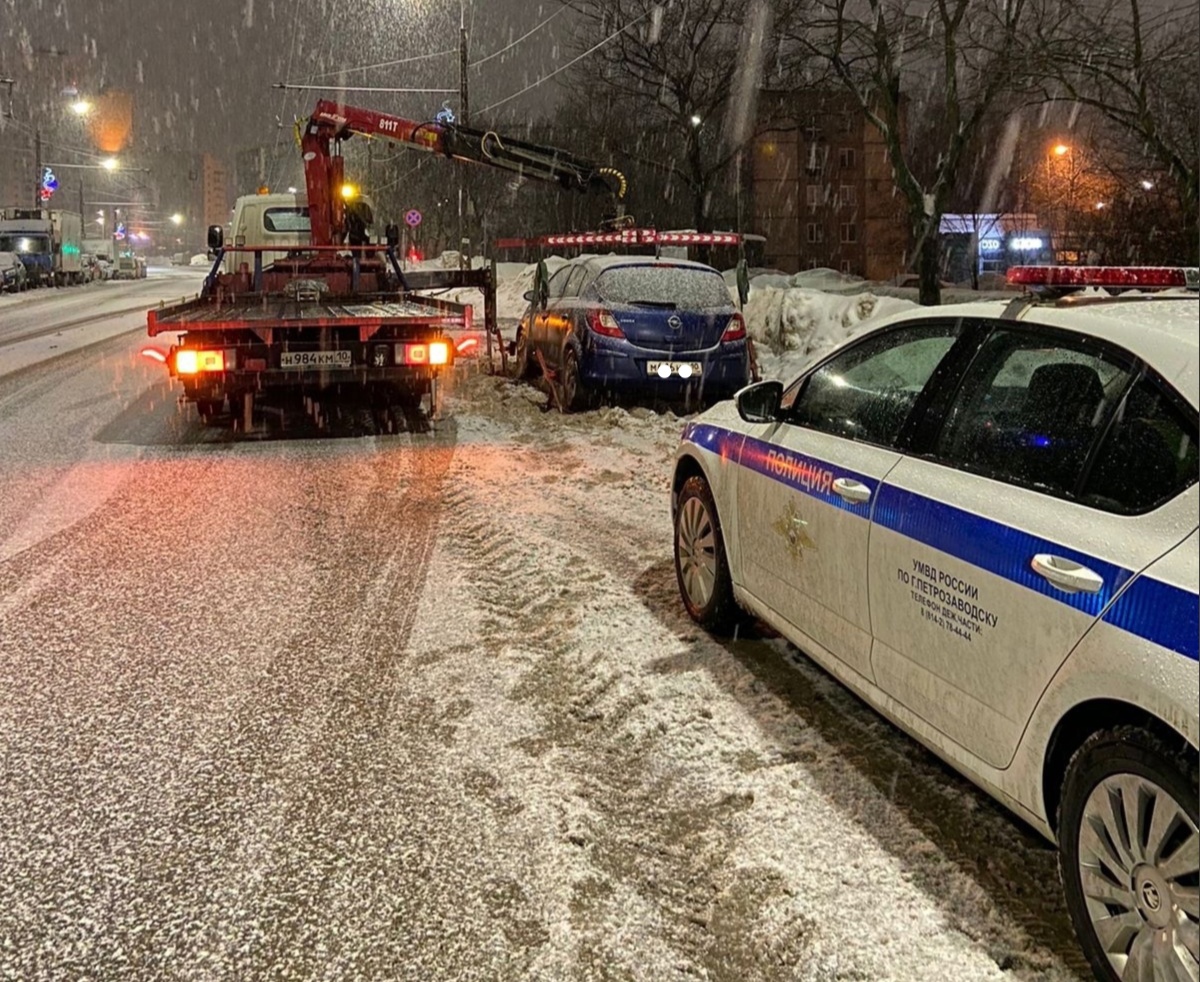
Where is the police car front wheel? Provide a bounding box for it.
[1058,726,1199,982]
[674,475,737,633]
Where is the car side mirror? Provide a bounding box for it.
[736,379,783,423]
[207,225,224,250]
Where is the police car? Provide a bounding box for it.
[670,267,1198,982]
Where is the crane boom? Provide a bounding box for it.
[301,99,626,245]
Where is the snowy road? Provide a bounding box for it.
[0,312,1092,979]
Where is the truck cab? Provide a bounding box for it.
[223,192,378,273]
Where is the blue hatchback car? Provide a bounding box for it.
[514,256,750,410]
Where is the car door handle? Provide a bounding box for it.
[832,477,871,504]
[1030,554,1105,595]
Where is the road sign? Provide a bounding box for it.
[405,209,422,228]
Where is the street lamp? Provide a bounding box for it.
[690,114,702,127]
[71,99,91,116]
[1053,143,1070,157]
[170,213,184,226]
[101,157,119,171]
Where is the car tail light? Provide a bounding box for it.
[1006,266,1199,290]
[721,313,747,342]
[174,349,226,374]
[429,341,450,365]
[587,308,625,338]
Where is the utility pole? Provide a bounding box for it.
[457,2,469,267]
[459,11,470,127]
[33,127,42,210]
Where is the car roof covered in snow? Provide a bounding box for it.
[859,294,1199,409]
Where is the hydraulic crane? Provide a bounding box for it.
[299,98,629,247]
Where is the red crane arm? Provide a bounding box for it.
[300,99,626,245]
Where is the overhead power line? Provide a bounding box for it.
[272,83,458,95]
[478,11,650,116]
[300,48,457,83]
[470,8,565,68]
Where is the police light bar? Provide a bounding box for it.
[1007,266,1200,290]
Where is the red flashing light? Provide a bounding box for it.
[721,313,747,342]
[1007,266,1196,290]
[587,308,625,338]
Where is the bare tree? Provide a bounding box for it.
[562,0,792,233]
[1026,0,1198,261]
[786,0,1033,304]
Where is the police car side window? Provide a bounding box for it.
[1081,376,1199,513]
[784,322,961,449]
[933,328,1133,499]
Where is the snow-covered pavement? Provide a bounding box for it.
[0,266,207,379]
[0,278,1088,981]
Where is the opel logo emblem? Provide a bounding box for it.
[668,315,682,331]
[1141,881,1162,911]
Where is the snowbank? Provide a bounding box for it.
[744,281,918,384]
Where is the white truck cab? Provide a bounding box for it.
[222,191,378,273]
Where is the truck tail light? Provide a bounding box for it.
[174,349,226,374]
[587,308,625,338]
[397,342,451,366]
[721,313,747,342]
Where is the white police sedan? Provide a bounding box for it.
[671,267,1198,982]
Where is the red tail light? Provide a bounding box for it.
[587,308,625,338]
[721,313,747,342]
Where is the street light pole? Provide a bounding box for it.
[33,127,42,210]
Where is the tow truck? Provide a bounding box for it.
[145,98,628,431]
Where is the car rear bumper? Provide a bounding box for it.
[582,338,749,396]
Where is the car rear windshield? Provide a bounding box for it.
[594,265,730,308]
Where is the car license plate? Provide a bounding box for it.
[647,361,702,379]
[280,350,353,369]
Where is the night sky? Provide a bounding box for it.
[1,0,575,159]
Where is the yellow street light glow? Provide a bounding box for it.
[340,183,358,200]
[1053,144,1070,157]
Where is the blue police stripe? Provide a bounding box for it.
[683,422,1199,661]
[683,423,878,515]
[1102,574,1199,662]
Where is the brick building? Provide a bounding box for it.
[751,90,909,280]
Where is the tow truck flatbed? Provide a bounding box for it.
[148,294,469,337]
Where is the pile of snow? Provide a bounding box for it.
[744,280,918,383]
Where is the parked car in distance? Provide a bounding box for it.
[0,250,29,292]
[670,265,1199,982]
[514,255,750,410]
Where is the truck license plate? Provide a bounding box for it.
[647,361,702,379]
[280,350,353,369]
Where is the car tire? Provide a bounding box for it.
[514,326,537,380]
[561,347,590,412]
[1058,725,1199,982]
[674,475,739,634]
